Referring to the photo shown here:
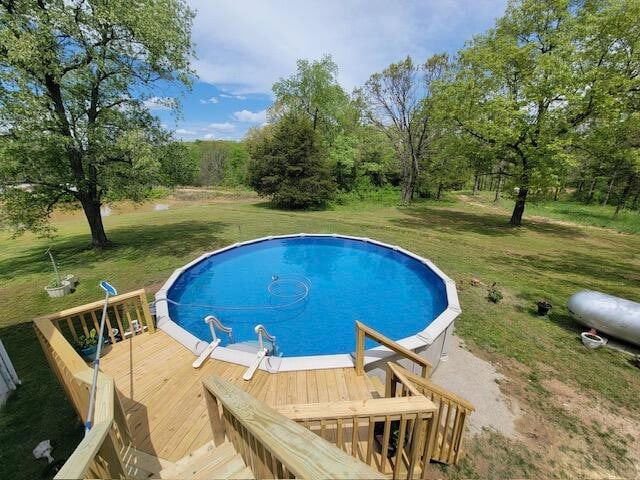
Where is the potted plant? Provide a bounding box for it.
[75,329,99,361]
[45,278,71,298]
[537,300,552,316]
[64,273,78,288]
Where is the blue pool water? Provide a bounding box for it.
[167,237,448,356]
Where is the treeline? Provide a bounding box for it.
[211,0,639,225]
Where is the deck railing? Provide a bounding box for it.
[387,362,474,465]
[355,321,432,379]
[33,291,153,479]
[276,396,437,479]
[203,376,384,479]
[36,289,154,348]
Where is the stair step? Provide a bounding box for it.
[159,441,236,478]
[122,446,174,479]
[368,375,386,399]
[194,453,246,479]
[228,466,255,479]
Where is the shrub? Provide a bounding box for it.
[487,282,503,303]
[247,114,336,208]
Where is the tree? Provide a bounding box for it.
[360,55,448,204]
[440,0,640,225]
[271,55,351,136]
[247,114,335,208]
[0,0,194,248]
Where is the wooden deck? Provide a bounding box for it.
[99,331,377,462]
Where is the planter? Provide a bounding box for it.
[45,280,71,298]
[581,332,605,349]
[537,301,552,316]
[64,274,78,287]
[79,344,98,361]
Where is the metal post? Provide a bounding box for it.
[85,281,117,434]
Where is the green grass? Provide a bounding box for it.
[473,190,640,234]
[1,191,639,478]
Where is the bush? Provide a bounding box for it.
[247,114,336,208]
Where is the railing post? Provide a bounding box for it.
[355,321,365,376]
[139,291,155,333]
[204,386,227,446]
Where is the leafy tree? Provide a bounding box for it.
[0,0,194,248]
[360,54,448,204]
[439,0,640,225]
[271,55,351,136]
[247,114,335,208]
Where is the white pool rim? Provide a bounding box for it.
[155,233,461,373]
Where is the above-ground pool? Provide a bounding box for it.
[155,234,460,371]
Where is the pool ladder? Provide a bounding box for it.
[192,315,234,369]
[243,324,278,381]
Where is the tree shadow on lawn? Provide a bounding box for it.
[0,220,228,282]
[491,250,636,293]
[391,205,585,239]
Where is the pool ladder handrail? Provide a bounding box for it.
[205,315,234,343]
[255,324,276,354]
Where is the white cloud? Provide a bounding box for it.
[233,109,267,123]
[200,96,219,104]
[207,122,236,133]
[143,96,175,110]
[175,128,196,135]
[220,93,247,100]
[187,0,506,95]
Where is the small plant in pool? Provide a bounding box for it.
[487,283,503,304]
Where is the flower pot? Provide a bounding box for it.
[581,332,605,349]
[537,301,552,316]
[79,344,98,361]
[45,280,71,298]
[64,274,78,287]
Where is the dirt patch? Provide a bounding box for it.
[496,359,638,478]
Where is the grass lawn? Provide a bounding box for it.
[1,190,639,479]
[471,190,640,234]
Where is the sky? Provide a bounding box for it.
[150,0,508,142]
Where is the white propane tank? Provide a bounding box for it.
[567,290,640,346]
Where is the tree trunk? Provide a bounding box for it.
[79,195,109,249]
[553,186,560,201]
[436,183,443,200]
[632,188,640,210]
[602,175,616,206]
[615,175,635,216]
[494,174,502,202]
[577,179,584,196]
[587,178,596,203]
[472,175,479,195]
[510,187,528,226]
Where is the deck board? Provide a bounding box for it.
[99,331,373,461]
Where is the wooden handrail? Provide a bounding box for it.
[34,300,139,480]
[387,363,475,412]
[355,321,432,379]
[203,375,385,479]
[387,362,474,466]
[276,396,436,421]
[35,289,148,321]
[276,396,438,479]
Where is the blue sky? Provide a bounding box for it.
[150,0,508,141]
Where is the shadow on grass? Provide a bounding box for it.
[391,205,585,239]
[0,322,83,480]
[0,220,228,282]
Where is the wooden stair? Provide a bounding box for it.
[123,441,254,479]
